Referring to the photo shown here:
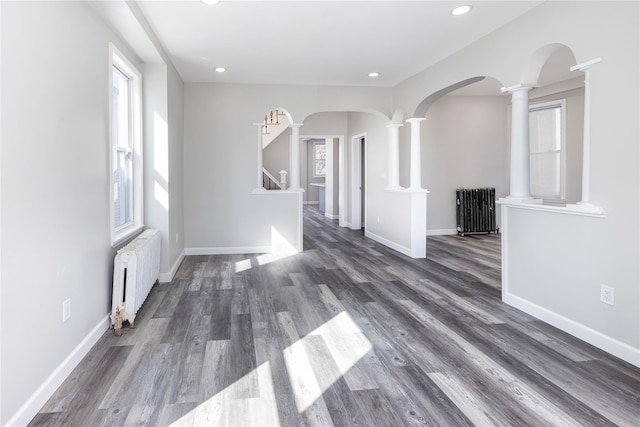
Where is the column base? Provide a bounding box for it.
[287,187,305,192]
[385,185,404,192]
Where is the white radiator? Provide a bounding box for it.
[111,229,161,334]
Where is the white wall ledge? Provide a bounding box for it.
[498,199,606,218]
[384,187,429,194]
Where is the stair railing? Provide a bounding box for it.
[263,168,287,190]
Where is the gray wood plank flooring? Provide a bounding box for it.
[31,206,640,426]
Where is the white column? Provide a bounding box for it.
[253,123,266,192]
[571,58,602,209]
[502,84,538,202]
[289,123,303,191]
[406,118,425,191]
[386,123,402,190]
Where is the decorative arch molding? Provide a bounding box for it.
[412,76,487,118]
[271,107,293,124]
[300,109,390,124]
[520,43,577,85]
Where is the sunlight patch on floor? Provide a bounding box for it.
[257,227,298,266]
[234,258,252,273]
[283,311,373,413]
[170,312,372,425]
[170,361,279,427]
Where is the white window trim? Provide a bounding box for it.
[109,43,143,247]
[312,140,326,178]
[529,99,566,203]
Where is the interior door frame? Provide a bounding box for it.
[300,134,346,227]
[350,133,366,230]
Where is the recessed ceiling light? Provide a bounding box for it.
[201,0,221,5]
[451,5,472,16]
[215,67,226,73]
[368,72,380,78]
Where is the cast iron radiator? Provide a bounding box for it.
[456,188,496,236]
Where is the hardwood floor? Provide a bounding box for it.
[31,206,639,426]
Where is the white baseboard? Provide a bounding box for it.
[303,201,320,205]
[505,292,640,368]
[427,228,457,236]
[324,212,339,220]
[364,231,411,257]
[6,315,111,427]
[159,249,185,283]
[185,246,271,256]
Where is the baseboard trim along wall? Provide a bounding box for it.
[505,292,640,368]
[427,228,457,236]
[185,246,271,256]
[303,201,319,205]
[159,249,185,283]
[324,212,339,220]
[6,315,111,426]
[364,231,411,258]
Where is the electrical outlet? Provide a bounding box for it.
[62,298,71,322]
[600,285,614,305]
[175,233,179,244]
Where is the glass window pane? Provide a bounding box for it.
[113,150,132,228]
[314,143,326,176]
[112,67,130,149]
[530,107,561,153]
[530,152,561,197]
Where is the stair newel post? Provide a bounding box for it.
[254,123,266,192]
[280,170,288,189]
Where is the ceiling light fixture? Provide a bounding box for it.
[215,67,226,73]
[368,72,380,78]
[201,0,221,5]
[451,5,472,16]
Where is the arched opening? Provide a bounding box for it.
[298,110,389,247]
[524,44,584,205]
[261,107,293,190]
[417,77,508,240]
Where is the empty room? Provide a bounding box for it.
[1,1,639,426]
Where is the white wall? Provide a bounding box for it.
[143,61,185,280]
[0,1,185,424]
[1,2,135,423]
[167,60,185,273]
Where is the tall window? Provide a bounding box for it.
[313,141,326,177]
[529,100,566,202]
[110,44,143,245]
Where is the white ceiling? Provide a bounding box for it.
[136,0,544,87]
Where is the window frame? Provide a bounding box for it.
[312,140,326,178]
[529,99,567,203]
[109,43,143,246]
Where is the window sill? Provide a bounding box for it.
[112,224,144,248]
